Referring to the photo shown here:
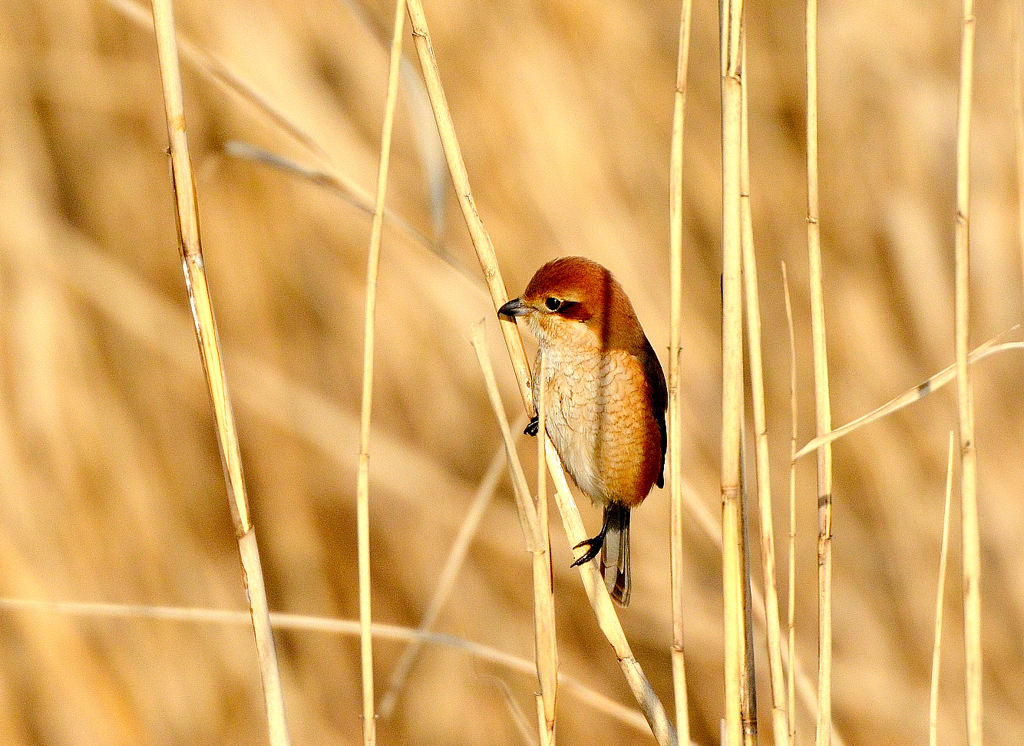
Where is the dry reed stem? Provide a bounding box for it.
[404,0,532,408]
[106,0,325,158]
[794,335,1020,459]
[353,1,408,741]
[469,323,542,551]
[0,597,647,733]
[493,679,540,746]
[542,446,677,745]
[782,263,798,746]
[149,1,290,744]
[406,2,674,741]
[740,48,789,746]
[736,37,757,745]
[930,433,955,746]
[470,323,560,745]
[223,141,443,266]
[954,2,983,744]
[804,0,834,742]
[108,0,473,287]
[534,697,549,746]
[379,438,511,718]
[668,0,694,741]
[671,443,834,744]
[720,0,746,744]
[1015,0,1024,300]
[535,350,558,745]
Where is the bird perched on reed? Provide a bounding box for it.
[498,256,667,606]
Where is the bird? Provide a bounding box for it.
[498,256,667,606]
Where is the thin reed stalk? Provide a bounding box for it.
[149,1,289,744]
[469,324,558,746]
[380,439,511,718]
[406,3,675,742]
[404,0,532,407]
[795,335,1020,458]
[720,0,746,744]
[354,1,408,741]
[469,323,542,553]
[0,596,647,733]
[668,0,694,741]
[542,446,677,745]
[804,0,834,742]
[930,433,955,746]
[535,349,558,746]
[108,0,325,158]
[782,263,798,746]
[953,2,982,744]
[1015,0,1024,300]
[740,40,789,746]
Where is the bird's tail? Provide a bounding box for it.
[600,503,631,606]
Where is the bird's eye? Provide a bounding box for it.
[544,297,563,312]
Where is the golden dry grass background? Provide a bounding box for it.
[2,0,1023,743]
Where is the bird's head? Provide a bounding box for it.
[498,256,645,354]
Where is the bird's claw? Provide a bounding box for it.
[570,535,604,568]
[524,416,539,437]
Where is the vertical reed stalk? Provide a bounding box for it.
[720,0,746,744]
[668,0,694,741]
[740,40,789,746]
[1015,0,1024,299]
[782,262,798,746]
[953,2,982,744]
[354,0,408,741]
[804,0,834,742]
[535,350,557,746]
[930,433,956,746]
[150,2,290,744]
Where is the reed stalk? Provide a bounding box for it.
[150,0,289,743]
[668,0,694,739]
[953,1,982,743]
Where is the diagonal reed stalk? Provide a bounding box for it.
[469,323,556,746]
[740,37,790,746]
[720,0,747,744]
[953,1,982,744]
[668,0,694,741]
[110,0,325,158]
[930,433,956,746]
[406,2,675,742]
[354,0,408,741]
[794,335,1020,458]
[149,1,290,744]
[804,0,835,743]
[379,438,512,718]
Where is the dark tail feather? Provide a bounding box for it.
[600,503,631,606]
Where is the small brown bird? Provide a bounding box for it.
[498,257,667,606]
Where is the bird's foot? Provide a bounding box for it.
[524,415,539,437]
[570,534,604,568]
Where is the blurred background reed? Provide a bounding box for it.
[1,0,1023,743]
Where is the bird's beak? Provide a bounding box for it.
[498,298,532,318]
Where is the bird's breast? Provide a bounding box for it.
[533,344,661,507]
